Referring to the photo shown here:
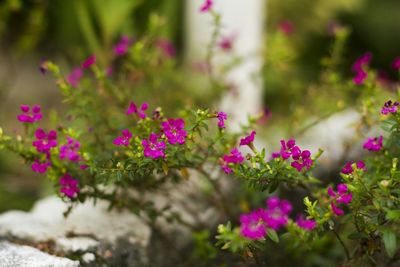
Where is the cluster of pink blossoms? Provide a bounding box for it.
[220,130,255,174]
[328,184,352,216]
[352,52,372,85]
[341,160,366,174]
[162,118,187,145]
[142,133,167,159]
[220,148,245,174]
[363,135,383,152]
[59,137,82,162]
[17,105,42,123]
[126,101,149,119]
[113,129,133,147]
[66,54,96,88]
[392,57,400,71]
[272,139,313,172]
[17,104,82,198]
[240,197,316,240]
[381,100,399,115]
[216,112,227,129]
[59,173,80,198]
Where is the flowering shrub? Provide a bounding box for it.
[0,2,400,266]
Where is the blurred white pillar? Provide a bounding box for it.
[185,0,266,131]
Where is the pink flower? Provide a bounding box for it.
[32,128,57,153]
[39,60,48,74]
[272,139,296,160]
[162,118,187,145]
[392,57,400,71]
[363,136,383,152]
[142,133,166,159]
[59,137,81,162]
[381,100,399,115]
[113,129,133,146]
[239,131,256,146]
[341,160,366,174]
[218,35,235,52]
[126,101,149,119]
[296,215,317,231]
[216,111,227,129]
[156,39,176,58]
[31,159,51,173]
[220,148,244,174]
[17,104,42,123]
[199,0,213,12]
[82,54,96,69]
[278,20,294,35]
[240,209,268,240]
[290,148,313,172]
[239,197,293,240]
[80,164,89,170]
[59,173,80,198]
[328,183,352,216]
[264,197,292,230]
[114,35,132,56]
[352,52,372,85]
[67,67,83,88]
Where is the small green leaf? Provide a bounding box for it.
[266,229,279,243]
[386,210,400,221]
[382,229,397,258]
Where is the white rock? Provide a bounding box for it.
[0,241,79,267]
[0,196,151,265]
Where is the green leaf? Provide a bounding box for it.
[386,210,400,221]
[266,229,279,243]
[382,229,397,258]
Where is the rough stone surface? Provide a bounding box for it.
[0,241,79,267]
[0,196,151,266]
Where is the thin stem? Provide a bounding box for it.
[332,228,350,261]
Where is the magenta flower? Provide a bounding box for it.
[240,209,268,240]
[392,57,400,71]
[114,35,131,56]
[156,39,176,58]
[220,148,244,174]
[328,183,352,216]
[239,131,256,146]
[263,197,292,230]
[341,160,366,174]
[80,164,89,170]
[272,139,296,160]
[218,35,235,52]
[82,54,96,69]
[59,137,81,162]
[296,215,317,231]
[126,101,149,119]
[216,111,227,129]
[17,104,42,123]
[39,60,48,74]
[67,67,83,88]
[291,147,313,172]
[59,173,80,198]
[31,159,51,173]
[142,133,166,159]
[199,0,213,12]
[162,118,187,145]
[352,52,372,85]
[32,128,57,153]
[381,100,399,115]
[278,20,294,35]
[113,129,133,146]
[363,136,383,152]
